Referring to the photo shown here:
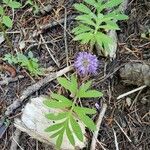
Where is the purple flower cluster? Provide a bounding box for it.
[74,52,98,76]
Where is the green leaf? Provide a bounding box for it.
[78,80,92,97]
[74,32,94,42]
[103,0,122,9]
[84,0,97,7]
[57,77,77,94]
[50,128,64,138]
[8,1,22,9]
[45,112,68,120]
[43,99,72,108]
[70,116,83,142]
[2,16,12,28]
[74,109,96,131]
[2,0,9,5]
[75,15,95,26]
[3,54,18,64]
[66,123,75,146]
[0,6,4,15]
[70,75,78,93]
[72,24,92,35]
[56,132,64,149]
[103,12,129,21]
[113,13,129,20]
[85,90,103,98]
[45,122,63,132]
[78,89,103,98]
[99,22,120,30]
[96,32,113,44]
[74,3,92,14]
[51,93,73,105]
[74,106,96,115]
[25,0,33,5]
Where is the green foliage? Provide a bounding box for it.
[72,0,128,52]
[3,0,22,9]
[0,0,22,28]
[44,75,103,149]
[3,52,43,76]
[24,0,39,14]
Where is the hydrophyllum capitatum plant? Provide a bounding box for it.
[72,0,129,53]
[74,52,98,76]
[0,0,22,28]
[3,52,43,76]
[44,75,103,149]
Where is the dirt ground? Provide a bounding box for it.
[0,0,150,150]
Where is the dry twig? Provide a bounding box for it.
[90,103,107,150]
[117,85,147,100]
[113,128,119,150]
[114,119,132,143]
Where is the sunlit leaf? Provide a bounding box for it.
[43,99,72,108]
[103,0,122,9]
[70,116,83,142]
[0,6,4,15]
[75,15,96,26]
[66,123,75,146]
[56,131,64,149]
[57,77,77,94]
[45,112,68,120]
[51,93,73,105]
[2,16,12,28]
[45,122,64,132]
[84,0,97,7]
[8,1,22,9]
[74,3,92,14]
[74,108,96,131]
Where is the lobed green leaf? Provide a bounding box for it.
[51,93,73,105]
[102,0,122,9]
[2,16,12,28]
[75,15,96,26]
[45,122,64,132]
[8,1,22,9]
[43,99,72,108]
[0,6,4,15]
[84,0,97,7]
[56,131,64,149]
[66,123,75,146]
[57,77,78,94]
[74,106,96,115]
[45,112,68,120]
[74,3,92,14]
[74,108,96,131]
[70,116,83,142]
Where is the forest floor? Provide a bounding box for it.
[0,0,150,150]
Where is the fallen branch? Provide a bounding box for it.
[5,66,73,116]
[90,103,107,150]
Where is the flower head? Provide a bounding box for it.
[74,52,98,76]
